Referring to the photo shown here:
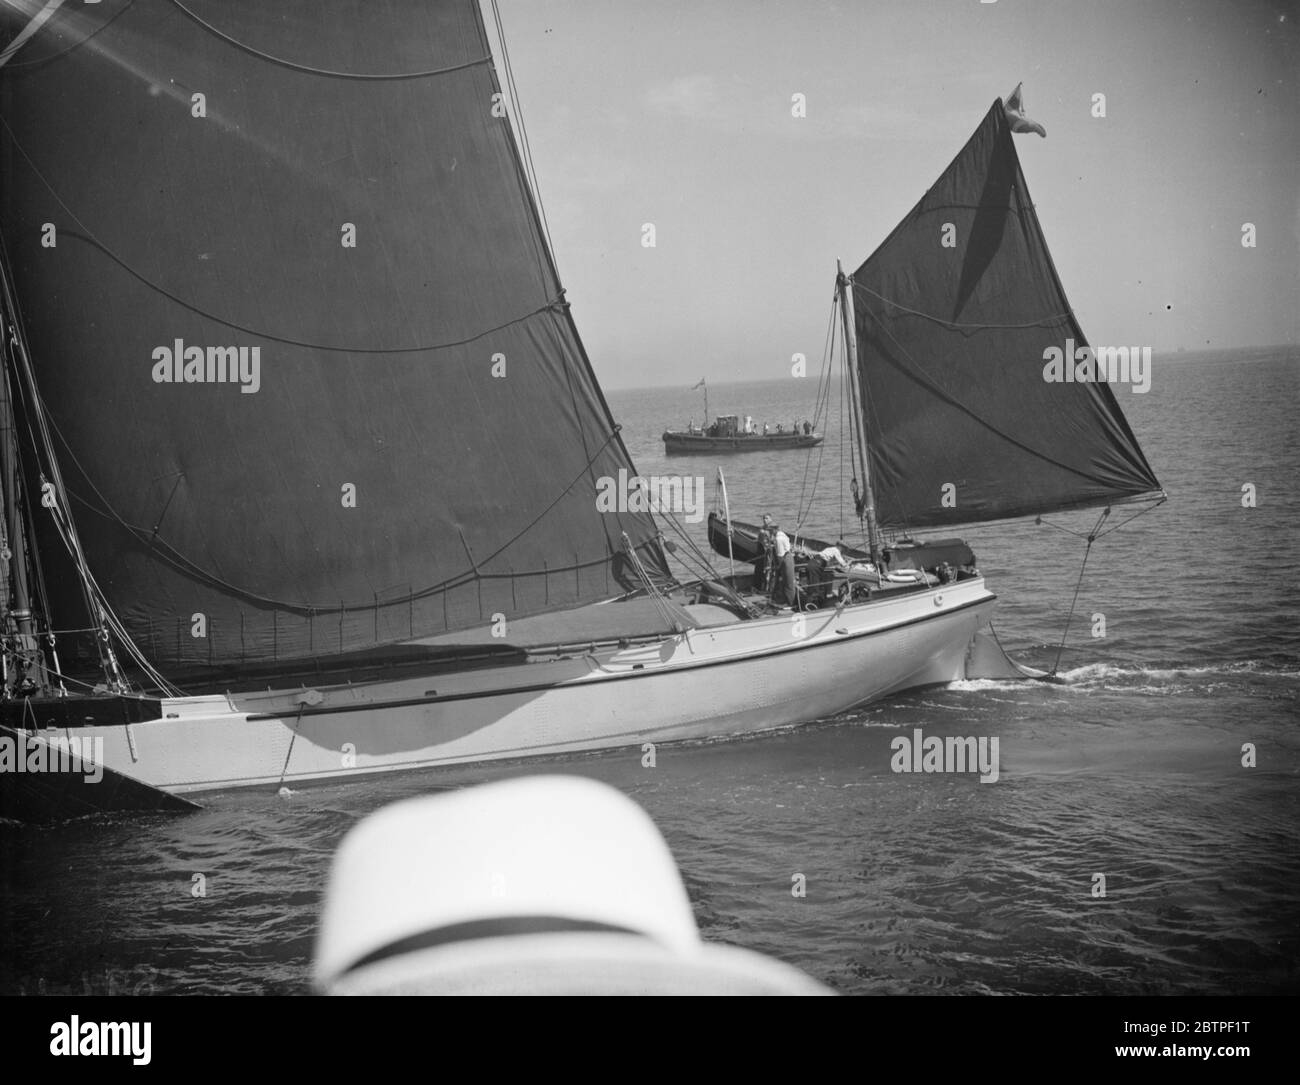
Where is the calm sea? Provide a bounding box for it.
[1,347,1296,996]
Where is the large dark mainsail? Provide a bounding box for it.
[0,1,665,678]
[848,100,1162,531]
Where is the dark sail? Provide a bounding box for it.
[0,1,666,675]
[850,100,1162,530]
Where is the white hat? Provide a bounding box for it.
[313,775,831,995]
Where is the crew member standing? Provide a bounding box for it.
[762,514,797,607]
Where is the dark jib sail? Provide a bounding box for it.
[849,100,1162,530]
[0,1,666,678]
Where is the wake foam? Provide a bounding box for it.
[946,678,1053,693]
[947,659,1298,693]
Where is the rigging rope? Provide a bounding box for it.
[67,230,557,355]
[39,471,184,695]
[0,117,563,356]
[0,0,135,71]
[1033,494,1167,679]
[1047,507,1108,677]
[654,503,762,620]
[794,298,838,533]
[45,404,629,616]
[168,1,492,81]
[1035,493,1167,541]
[0,231,128,690]
[619,533,684,633]
[488,0,557,268]
[838,301,848,542]
[854,282,1072,331]
[663,515,720,585]
[1092,494,1168,539]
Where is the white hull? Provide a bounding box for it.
[56,579,996,795]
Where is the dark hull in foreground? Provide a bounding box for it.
[0,724,200,823]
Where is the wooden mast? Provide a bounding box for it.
[837,260,882,565]
[0,334,44,694]
[0,233,123,692]
[0,228,57,697]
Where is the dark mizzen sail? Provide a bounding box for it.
[849,100,1162,531]
[0,0,666,676]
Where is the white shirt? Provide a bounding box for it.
[773,530,791,559]
[818,546,848,569]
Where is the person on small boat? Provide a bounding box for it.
[762,514,797,607]
[802,420,812,435]
[762,422,769,435]
[776,423,784,434]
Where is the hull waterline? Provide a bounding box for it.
[13,580,995,798]
[663,432,823,454]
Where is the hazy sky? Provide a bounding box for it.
[487,0,1298,389]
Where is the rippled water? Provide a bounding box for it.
[1,347,1296,995]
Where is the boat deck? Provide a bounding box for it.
[409,573,941,656]
[410,595,742,652]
